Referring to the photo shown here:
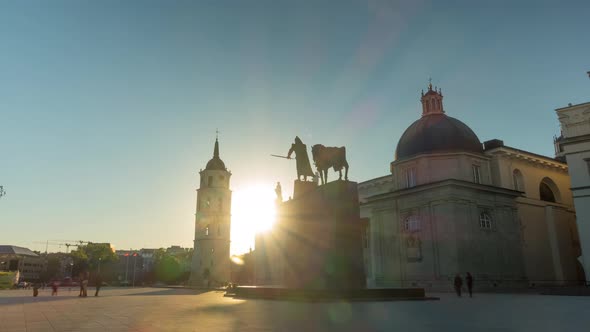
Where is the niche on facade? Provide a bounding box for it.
[402,214,422,262]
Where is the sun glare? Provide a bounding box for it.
[230,184,277,254]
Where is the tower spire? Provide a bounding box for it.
[213,136,220,158]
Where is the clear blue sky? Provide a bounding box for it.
[1,0,588,254]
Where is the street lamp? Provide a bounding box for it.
[97,258,102,274]
[132,253,138,287]
[124,253,130,285]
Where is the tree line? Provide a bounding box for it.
[41,244,193,285]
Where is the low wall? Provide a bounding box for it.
[231,286,432,301]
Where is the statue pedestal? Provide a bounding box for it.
[267,180,366,289]
[293,180,317,199]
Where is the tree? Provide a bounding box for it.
[70,243,118,277]
[155,255,182,284]
[40,255,61,282]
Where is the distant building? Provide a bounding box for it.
[0,245,44,281]
[114,250,143,285]
[140,248,157,274]
[555,100,590,284]
[358,84,582,289]
[190,137,232,287]
[166,246,186,255]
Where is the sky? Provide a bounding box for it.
[0,0,589,255]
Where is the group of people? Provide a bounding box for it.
[453,272,474,297]
[32,271,103,298]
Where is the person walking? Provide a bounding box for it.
[466,272,474,298]
[82,271,89,297]
[33,282,40,297]
[94,274,103,297]
[454,273,463,297]
[78,272,84,297]
[51,281,58,296]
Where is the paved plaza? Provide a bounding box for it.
[1,287,590,332]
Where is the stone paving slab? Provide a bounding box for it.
[1,287,590,331]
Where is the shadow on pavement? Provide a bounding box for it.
[124,288,213,296]
[0,294,88,306]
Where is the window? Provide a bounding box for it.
[206,197,211,209]
[208,176,213,187]
[472,165,481,184]
[404,215,420,232]
[205,225,209,236]
[404,168,416,188]
[218,197,223,211]
[539,182,556,202]
[585,158,590,176]
[479,212,492,229]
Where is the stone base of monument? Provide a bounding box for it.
[247,180,439,301]
[227,286,437,302]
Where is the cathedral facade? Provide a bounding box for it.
[359,84,582,290]
[190,138,232,287]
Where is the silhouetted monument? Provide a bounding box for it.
[287,136,315,181]
[311,144,349,184]
[259,140,363,289]
[233,139,427,301]
[274,182,283,204]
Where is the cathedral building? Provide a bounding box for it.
[359,83,583,290]
[190,137,232,287]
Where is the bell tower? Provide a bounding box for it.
[190,135,232,287]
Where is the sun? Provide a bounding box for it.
[230,184,277,255]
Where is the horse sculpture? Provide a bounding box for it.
[311,144,349,185]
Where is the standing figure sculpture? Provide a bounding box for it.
[287,136,315,181]
[275,182,283,204]
[311,144,349,185]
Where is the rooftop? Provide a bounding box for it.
[0,245,39,257]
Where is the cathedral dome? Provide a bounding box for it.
[205,138,227,171]
[395,113,483,160]
[395,83,483,160]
